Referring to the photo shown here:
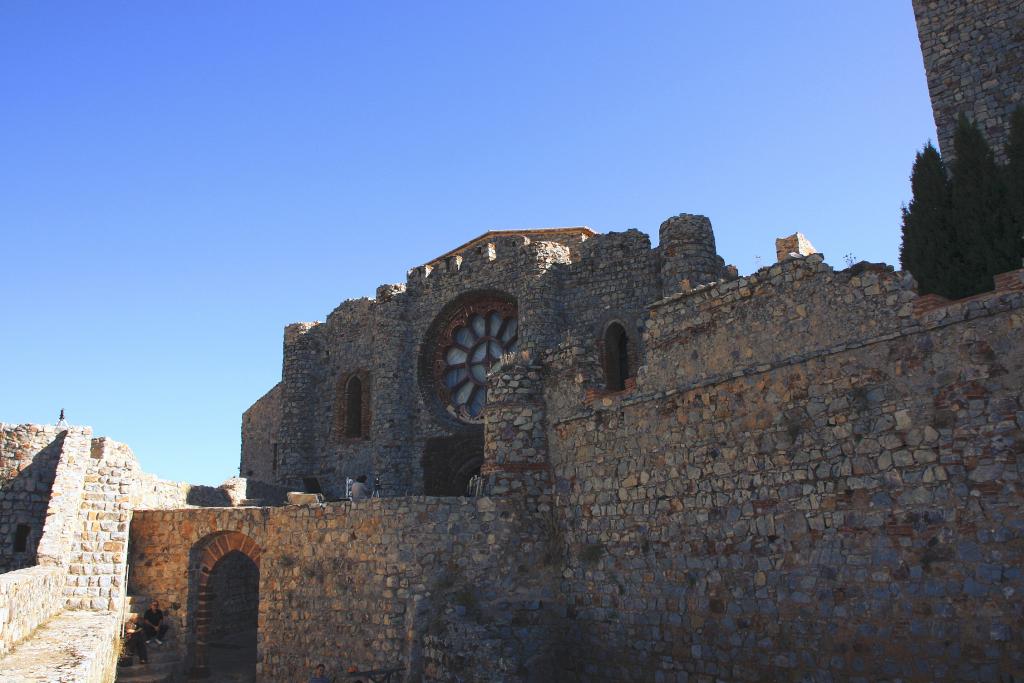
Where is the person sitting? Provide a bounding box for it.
[350,475,371,501]
[142,600,169,644]
[309,663,333,683]
[124,615,148,664]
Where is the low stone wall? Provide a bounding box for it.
[128,497,560,682]
[132,472,232,509]
[0,609,120,683]
[0,565,64,659]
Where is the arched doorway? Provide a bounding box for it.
[422,432,484,496]
[189,531,262,680]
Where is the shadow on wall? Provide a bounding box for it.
[422,432,484,496]
[185,486,232,507]
[0,433,65,572]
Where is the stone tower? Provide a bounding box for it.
[658,213,725,296]
[912,0,1024,163]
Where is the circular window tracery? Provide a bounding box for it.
[434,300,517,423]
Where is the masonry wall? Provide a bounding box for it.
[912,0,1024,162]
[543,258,1024,682]
[128,498,562,682]
[0,425,70,571]
[259,233,595,498]
[0,565,65,659]
[241,382,282,481]
[243,222,710,499]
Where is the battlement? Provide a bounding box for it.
[403,231,580,291]
[283,321,321,345]
[422,227,593,269]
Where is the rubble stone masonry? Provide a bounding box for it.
[912,0,1024,162]
[544,256,1024,681]
[128,497,557,681]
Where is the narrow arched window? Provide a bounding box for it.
[603,322,629,391]
[345,376,363,437]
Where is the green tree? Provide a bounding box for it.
[1005,106,1024,269]
[949,114,1015,296]
[900,142,955,296]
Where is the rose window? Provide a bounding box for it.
[438,308,518,422]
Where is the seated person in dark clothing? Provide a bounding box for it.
[125,615,148,664]
[308,663,333,683]
[142,600,169,644]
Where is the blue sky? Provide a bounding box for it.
[1,2,936,485]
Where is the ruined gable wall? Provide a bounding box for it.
[262,234,584,497]
[543,261,1024,681]
[128,498,559,682]
[912,0,1024,162]
[241,382,282,482]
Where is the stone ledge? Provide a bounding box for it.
[0,610,119,683]
[0,565,65,659]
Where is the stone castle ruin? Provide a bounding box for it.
[1,3,1022,681]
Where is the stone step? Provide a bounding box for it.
[116,642,181,682]
[115,669,175,683]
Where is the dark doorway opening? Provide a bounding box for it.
[422,432,484,496]
[189,531,262,681]
[204,550,259,680]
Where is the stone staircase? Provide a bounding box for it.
[115,595,184,683]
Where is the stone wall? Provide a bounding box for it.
[913,0,1024,162]
[242,220,724,500]
[0,610,121,683]
[241,382,282,481]
[542,259,1024,681]
[0,425,75,571]
[33,428,93,569]
[63,437,139,611]
[0,565,65,659]
[128,498,561,682]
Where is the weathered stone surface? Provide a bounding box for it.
[913,0,1024,163]
[128,498,560,681]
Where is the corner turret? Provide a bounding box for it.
[658,213,725,296]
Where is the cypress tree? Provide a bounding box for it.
[1005,106,1024,270]
[900,143,955,296]
[948,114,1014,296]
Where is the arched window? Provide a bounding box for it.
[345,375,362,438]
[603,322,630,391]
[333,371,370,440]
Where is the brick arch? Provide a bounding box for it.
[190,531,262,678]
